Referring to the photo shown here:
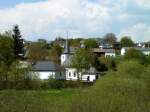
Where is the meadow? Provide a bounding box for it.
[0,60,150,112]
[0,89,83,112]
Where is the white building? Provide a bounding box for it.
[61,39,99,82]
[105,49,116,57]
[32,61,65,80]
[121,47,150,56]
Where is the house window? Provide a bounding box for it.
[74,72,76,77]
[69,72,71,77]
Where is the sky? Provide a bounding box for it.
[0,0,150,42]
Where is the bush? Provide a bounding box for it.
[124,48,148,64]
[48,79,66,89]
[40,79,88,89]
[70,60,150,112]
[117,60,145,78]
[99,57,116,71]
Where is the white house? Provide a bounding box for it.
[61,39,99,82]
[121,47,150,56]
[32,61,66,80]
[105,49,116,57]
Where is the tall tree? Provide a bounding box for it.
[120,36,134,47]
[28,42,48,62]
[0,35,15,66]
[84,38,98,48]
[71,48,96,71]
[13,25,24,58]
[104,33,117,45]
[0,34,15,83]
[48,43,62,64]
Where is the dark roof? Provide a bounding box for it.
[32,61,64,71]
[93,48,115,53]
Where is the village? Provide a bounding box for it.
[1,0,150,111]
[15,26,150,83]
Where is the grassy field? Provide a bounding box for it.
[0,89,84,112]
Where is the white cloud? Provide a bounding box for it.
[0,0,149,41]
[135,0,150,9]
[0,0,111,40]
[119,23,150,42]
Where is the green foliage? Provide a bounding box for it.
[69,38,82,47]
[12,25,24,58]
[28,42,48,62]
[84,38,98,48]
[120,36,134,47]
[48,43,62,64]
[104,33,117,45]
[117,60,145,78]
[99,57,116,71]
[71,60,150,112]
[147,55,150,63]
[41,79,86,89]
[0,89,80,112]
[71,48,96,71]
[124,48,148,64]
[0,35,15,65]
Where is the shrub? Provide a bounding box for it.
[99,57,116,71]
[117,60,145,78]
[70,60,150,112]
[48,79,66,89]
[124,48,148,64]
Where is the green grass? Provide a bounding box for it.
[0,89,82,112]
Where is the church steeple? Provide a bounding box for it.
[64,39,70,54]
[61,32,71,65]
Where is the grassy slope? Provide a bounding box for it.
[0,89,82,112]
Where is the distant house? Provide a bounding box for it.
[32,61,65,80]
[121,47,150,56]
[61,39,99,82]
[93,48,116,57]
[136,42,150,48]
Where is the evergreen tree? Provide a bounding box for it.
[13,25,24,58]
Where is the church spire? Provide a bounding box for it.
[64,32,70,54]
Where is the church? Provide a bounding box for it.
[61,39,99,82]
[28,39,99,82]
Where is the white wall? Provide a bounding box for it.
[34,71,56,79]
[61,54,69,65]
[65,68,98,82]
[143,51,150,56]
[81,74,97,82]
[105,53,116,57]
[121,48,150,56]
[66,68,79,81]
[121,48,126,56]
